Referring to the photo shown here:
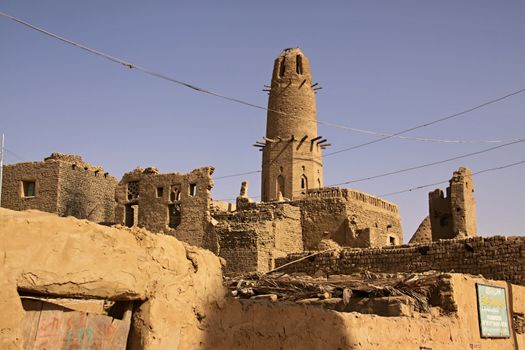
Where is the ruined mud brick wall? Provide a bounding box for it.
[213,203,303,273]
[276,236,525,285]
[291,187,402,250]
[429,167,477,241]
[115,166,217,251]
[1,153,117,223]
[55,158,117,223]
[289,236,525,284]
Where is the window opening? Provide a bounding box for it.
[170,185,181,202]
[389,236,396,246]
[279,58,286,77]
[125,204,136,227]
[168,203,182,229]
[296,55,303,74]
[301,175,308,191]
[189,184,197,197]
[277,175,285,197]
[156,187,164,198]
[127,181,139,201]
[22,181,36,197]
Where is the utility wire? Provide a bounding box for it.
[0,11,273,113]
[215,158,525,202]
[324,88,525,157]
[329,138,525,186]
[213,170,261,180]
[4,148,26,162]
[319,121,519,144]
[2,10,524,149]
[214,138,525,200]
[380,159,525,197]
[217,135,525,182]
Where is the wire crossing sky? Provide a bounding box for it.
[1,10,523,156]
[1,1,524,240]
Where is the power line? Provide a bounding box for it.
[324,87,525,157]
[2,10,524,150]
[0,11,273,113]
[213,170,261,180]
[214,158,525,202]
[329,138,525,186]
[4,147,25,162]
[380,159,525,197]
[319,121,520,144]
[214,138,524,200]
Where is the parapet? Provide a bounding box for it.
[305,187,399,214]
[44,152,105,173]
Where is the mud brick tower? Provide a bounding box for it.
[260,48,326,201]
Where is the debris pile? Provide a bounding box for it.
[226,271,454,316]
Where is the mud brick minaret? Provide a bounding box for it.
[258,48,327,201]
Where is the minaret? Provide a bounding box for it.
[257,48,327,202]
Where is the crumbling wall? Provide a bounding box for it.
[429,167,477,240]
[0,208,225,350]
[56,160,117,223]
[292,187,402,249]
[276,236,525,285]
[1,153,117,224]
[213,203,303,273]
[115,166,216,251]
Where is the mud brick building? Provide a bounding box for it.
[0,152,117,223]
[212,201,303,273]
[114,166,217,251]
[291,187,403,250]
[411,166,477,243]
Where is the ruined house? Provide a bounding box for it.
[0,152,117,223]
[410,166,477,243]
[114,166,217,251]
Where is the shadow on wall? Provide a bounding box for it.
[201,300,356,350]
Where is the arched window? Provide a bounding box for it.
[301,175,308,192]
[296,55,303,74]
[277,175,285,197]
[279,58,286,78]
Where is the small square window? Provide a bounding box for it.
[22,181,36,197]
[156,187,164,198]
[189,184,197,197]
[389,236,396,246]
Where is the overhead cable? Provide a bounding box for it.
[380,159,525,197]
[323,88,525,157]
[1,10,524,150]
[329,138,525,186]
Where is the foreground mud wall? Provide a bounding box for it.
[0,209,225,350]
[203,274,525,350]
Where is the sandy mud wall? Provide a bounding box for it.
[0,209,225,350]
[203,274,524,350]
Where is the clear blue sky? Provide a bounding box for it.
[1,1,524,241]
